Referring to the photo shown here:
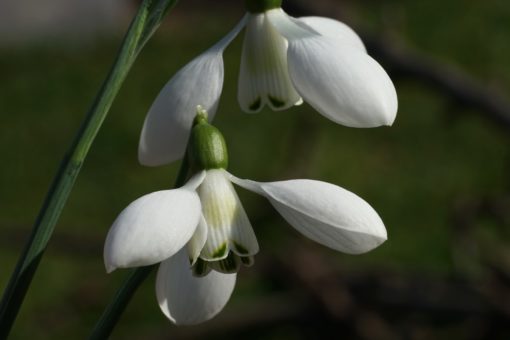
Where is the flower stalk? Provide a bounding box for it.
[245,0,283,13]
[0,0,178,337]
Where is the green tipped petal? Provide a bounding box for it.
[209,252,241,274]
[197,170,259,260]
[238,11,301,113]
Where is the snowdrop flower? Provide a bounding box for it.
[139,0,398,166]
[105,110,387,325]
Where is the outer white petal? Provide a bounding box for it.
[287,38,397,127]
[265,9,317,41]
[104,173,206,272]
[197,169,259,260]
[297,16,366,52]
[138,16,247,166]
[156,249,236,325]
[267,9,397,127]
[231,176,387,254]
[238,13,301,113]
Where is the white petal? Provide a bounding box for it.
[156,249,236,325]
[138,16,247,166]
[287,38,398,127]
[238,13,301,113]
[198,170,259,260]
[297,16,366,52]
[231,177,387,254]
[182,170,207,191]
[138,52,222,166]
[265,8,317,41]
[187,215,208,265]
[104,187,202,272]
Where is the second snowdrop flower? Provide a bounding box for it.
[105,108,387,325]
[139,0,398,166]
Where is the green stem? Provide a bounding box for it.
[89,267,154,340]
[89,158,190,340]
[0,1,178,337]
[245,0,282,13]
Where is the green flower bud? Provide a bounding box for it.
[245,0,282,13]
[188,107,229,171]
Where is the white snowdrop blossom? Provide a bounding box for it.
[104,110,387,325]
[139,1,398,166]
[104,169,387,325]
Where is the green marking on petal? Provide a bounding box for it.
[268,96,286,108]
[192,258,211,277]
[233,241,250,255]
[249,98,262,111]
[211,243,228,259]
[240,255,255,267]
[210,252,240,274]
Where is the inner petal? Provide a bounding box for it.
[197,169,259,261]
[192,251,255,276]
[238,13,302,113]
[186,215,208,265]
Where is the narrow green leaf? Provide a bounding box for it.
[0,0,178,337]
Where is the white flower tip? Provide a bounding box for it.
[338,202,388,255]
[366,62,399,128]
[386,119,396,128]
[379,96,398,127]
[384,118,396,127]
[368,110,396,128]
[103,240,126,273]
[105,263,116,274]
[346,231,387,255]
[138,147,161,167]
[378,228,388,242]
[104,247,120,273]
[378,234,388,246]
[104,237,117,273]
[171,316,202,326]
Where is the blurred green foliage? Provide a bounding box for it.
[0,0,509,338]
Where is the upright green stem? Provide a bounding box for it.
[0,1,178,337]
[89,158,190,340]
[89,267,154,340]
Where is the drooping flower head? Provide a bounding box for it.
[105,107,387,325]
[139,0,398,166]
